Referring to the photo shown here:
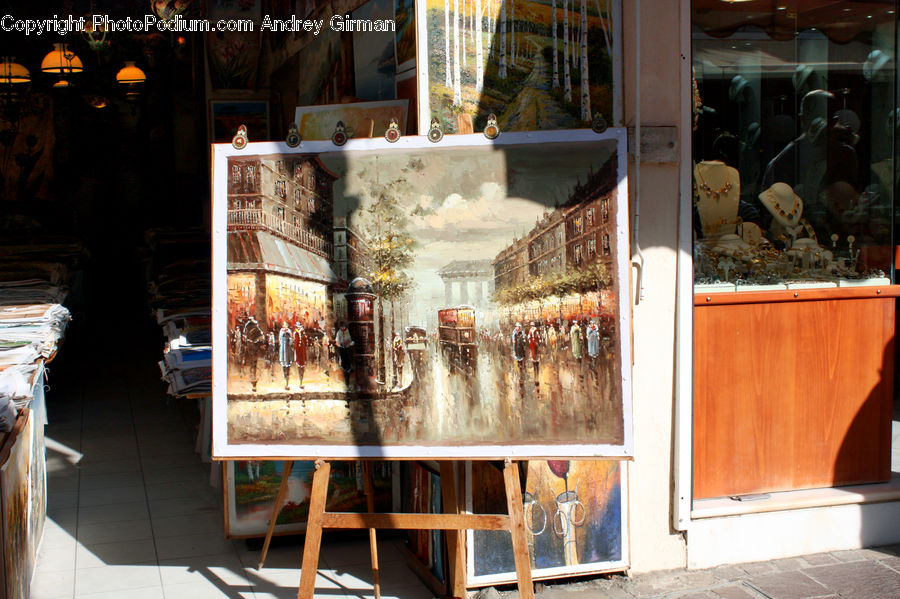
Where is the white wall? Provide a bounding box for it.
[620,0,688,573]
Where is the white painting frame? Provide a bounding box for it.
[212,128,632,459]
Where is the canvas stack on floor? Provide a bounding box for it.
[144,227,212,397]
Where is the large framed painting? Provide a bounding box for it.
[212,128,632,458]
[416,0,621,134]
[224,460,395,538]
[294,100,409,141]
[466,459,627,586]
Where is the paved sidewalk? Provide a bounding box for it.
[483,545,900,599]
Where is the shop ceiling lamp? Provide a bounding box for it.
[116,61,147,85]
[0,57,30,85]
[41,43,84,75]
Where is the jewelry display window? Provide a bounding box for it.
[691,2,896,291]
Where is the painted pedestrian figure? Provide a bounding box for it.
[231,324,243,374]
[527,321,541,383]
[278,322,294,390]
[335,321,355,390]
[569,320,584,361]
[265,331,277,377]
[586,321,601,359]
[293,324,308,389]
[392,332,405,389]
[512,322,527,377]
[242,316,265,392]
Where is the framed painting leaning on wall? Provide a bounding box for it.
[416,0,622,134]
[212,128,632,459]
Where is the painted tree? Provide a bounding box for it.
[470,0,475,48]
[510,0,516,67]
[574,2,581,70]
[461,0,467,69]
[445,0,452,87]
[551,0,559,89]
[453,0,462,104]
[571,0,577,66]
[596,0,613,58]
[358,168,416,388]
[475,0,484,90]
[563,0,572,102]
[580,0,590,121]
[498,0,507,79]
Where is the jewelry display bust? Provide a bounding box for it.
[694,160,741,239]
[759,182,803,233]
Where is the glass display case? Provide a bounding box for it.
[691,2,896,291]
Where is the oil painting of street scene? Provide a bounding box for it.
[221,135,627,454]
[419,0,616,133]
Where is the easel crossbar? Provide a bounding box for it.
[320,512,510,530]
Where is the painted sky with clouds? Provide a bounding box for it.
[320,140,618,318]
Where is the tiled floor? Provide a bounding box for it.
[32,350,436,599]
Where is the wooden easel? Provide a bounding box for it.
[257,458,535,599]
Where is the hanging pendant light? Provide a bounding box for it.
[0,57,30,85]
[41,43,84,75]
[116,61,146,85]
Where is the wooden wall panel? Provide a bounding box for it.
[694,295,895,499]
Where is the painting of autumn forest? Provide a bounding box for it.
[420,0,615,133]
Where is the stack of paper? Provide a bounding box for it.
[145,228,212,397]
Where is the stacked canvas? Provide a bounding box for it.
[0,239,79,407]
[145,228,212,396]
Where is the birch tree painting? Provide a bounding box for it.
[422,0,615,133]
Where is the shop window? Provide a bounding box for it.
[692,6,895,289]
[690,2,898,501]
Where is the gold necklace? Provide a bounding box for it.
[695,165,734,200]
[771,196,800,222]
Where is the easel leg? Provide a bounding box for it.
[439,462,466,599]
[363,461,381,599]
[298,459,331,599]
[503,460,535,599]
[258,460,295,570]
